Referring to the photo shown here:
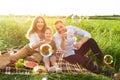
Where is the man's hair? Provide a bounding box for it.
[54,20,63,25]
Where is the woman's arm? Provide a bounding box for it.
[30,40,45,49]
[29,33,45,49]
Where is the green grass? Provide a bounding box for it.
[0,15,120,79]
[0,73,110,80]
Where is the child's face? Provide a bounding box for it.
[45,29,52,39]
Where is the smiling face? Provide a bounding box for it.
[36,18,45,31]
[55,21,66,34]
[44,28,52,40]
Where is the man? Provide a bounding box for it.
[53,20,114,76]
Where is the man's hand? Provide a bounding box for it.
[74,37,90,50]
[74,42,82,50]
[60,32,67,50]
[61,32,67,41]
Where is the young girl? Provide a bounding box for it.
[40,27,62,73]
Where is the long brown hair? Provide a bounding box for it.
[26,16,47,39]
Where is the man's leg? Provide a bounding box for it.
[75,38,104,62]
[75,38,114,71]
[64,54,113,76]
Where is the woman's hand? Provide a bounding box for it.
[39,40,46,44]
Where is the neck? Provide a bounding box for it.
[37,30,43,34]
[45,38,52,43]
[36,31,44,39]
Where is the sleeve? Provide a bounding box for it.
[71,26,91,38]
[28,33,39,47]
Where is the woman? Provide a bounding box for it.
[0,16,48,68]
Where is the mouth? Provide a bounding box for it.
[60,29,66,33]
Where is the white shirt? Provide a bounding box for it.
[28,32,41,51]
[53,26,91,57]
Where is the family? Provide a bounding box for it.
[0,16,115,76]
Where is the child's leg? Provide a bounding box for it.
[50,55,62,73]
[44,57,56,73]
[43,58,50,70]
[50,55,57,66]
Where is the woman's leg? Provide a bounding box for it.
[0,45,35,69]
[0,53,11,68]
[11,45,35,60]
[25,52,42,63]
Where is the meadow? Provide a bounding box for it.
[0,15,120,80]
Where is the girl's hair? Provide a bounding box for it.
[26,16,47,39]
[45,27,53,34]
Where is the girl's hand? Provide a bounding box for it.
[40,40,46,44]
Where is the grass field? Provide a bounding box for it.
[0,15,120,80]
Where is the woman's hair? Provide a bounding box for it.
[26,16,47,39]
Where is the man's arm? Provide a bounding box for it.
[72,26,91,49]
[75,37,90,49]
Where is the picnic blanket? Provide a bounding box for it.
[0,58,85,75]
[57,58,83,74]
[0,66,32,74]
[0,46,85,75]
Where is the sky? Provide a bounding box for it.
[0,0,120,16]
